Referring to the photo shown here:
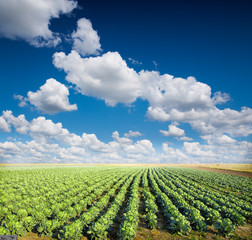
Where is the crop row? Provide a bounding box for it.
[0,166,251,239]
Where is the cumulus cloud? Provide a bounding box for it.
[112,131,133,145]
[2,110,29,134]
[124,130,142,138]
[140,72,214,112]
[212,91,230,105]
[160,124,185,137]
[124,139,155,156]
[0,116,11,132]
[52,50,218,110]
[26,78,77,114]
[0,111,251,164]
[161,143,188,162]
[13,94,28,107]
[182,140,252,163]
[201,134,237,145]
[52,47,244,124]
[0,141,20,152]
[183,142,216,157]
[29,116,68,140]
[179,136,193,141]
[0,111,159,163]
[82,133,112,153]
[160,123,193,141]
[149,106,252,137]
[0,0,77,47]
[53,50,141,106]
[72,18,101,56]
[53,48,252,138]
[189,107,252,137]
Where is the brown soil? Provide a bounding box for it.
[184,166,252,178]
[17,224,252,240]
[19,232,88,240]
[135,224,252,240]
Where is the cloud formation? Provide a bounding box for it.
[2,110,29,134]
[53,51,140,106]
[124,130,142,138]
[0,0,77,47]
[160,123,193,141]
[72,18,102,56]
[0,116,11,132]
[160,124,185,137]
[26,78,77,114]
[53,51,216,111]
[161,143,188,163]
[128,58,142,65]
[0,111,251,164]
[0,111,156,163]
[201,134,236,145]
[53,49,252,139]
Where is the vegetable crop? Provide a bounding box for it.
[0,165,251,239]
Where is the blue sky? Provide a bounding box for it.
[0,0,251,164]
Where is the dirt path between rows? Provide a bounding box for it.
[184,166,252,178]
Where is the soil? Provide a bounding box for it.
[184,166,252,178]
[135,224,252,240]
[19,224,252,240]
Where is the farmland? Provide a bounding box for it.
[0,166,251,239]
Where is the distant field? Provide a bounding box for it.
[183,164,252,172]
[2,163,251,177]
[1,163,251,170]
[181,164,252,178]
[1,165,252,239]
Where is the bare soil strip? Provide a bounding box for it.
[183,166,252,178]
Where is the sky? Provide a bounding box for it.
[0,0,251,164]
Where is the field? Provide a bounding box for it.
[0,165,251,239]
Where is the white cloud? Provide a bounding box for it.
[0,141,20,161]
[0,116,11,132]
[183,139,252,163]
[112,131,133,145]
[189,107,252,137]
[82,133,112,153]
[124,139,155,156]
[201,134,236,145]
[149,106,252,137]
[30,117,66,137]
[52,50,227,112]
[212,91,230,105]
[128,58,142,65]
[0,0,77,47]
[153,61,158,70]
[140,72,214,112]
[28,116,83,147]
[179,136,193,141]
[53,50,141,106]
[13,94,28,107]
[160,124,185,137]
[160,123,193,141]
[183,141,216,157]
[161,143,188,163]
[0,141,20,156]
[0,111,251,164]
[0,141,19,151]
[72,18,101,56]
[124,130,142,138]
[27,78,77,114]
[0,111,159,163]
[53,47,252,138]
[2,110,29,134]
